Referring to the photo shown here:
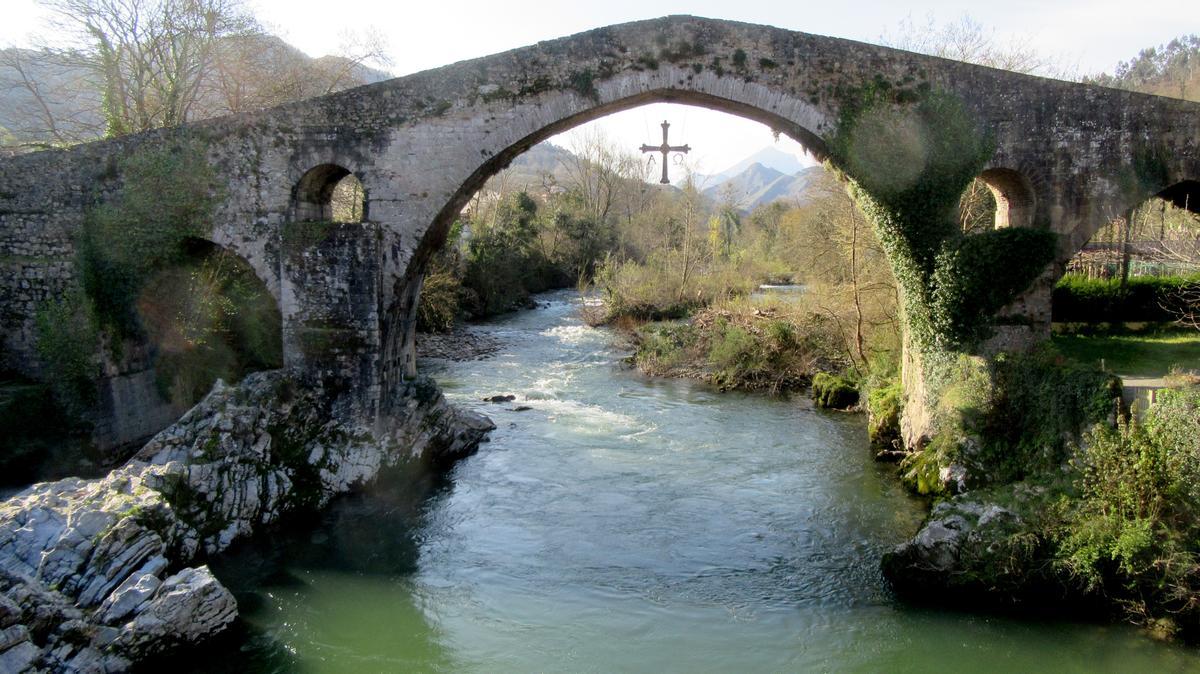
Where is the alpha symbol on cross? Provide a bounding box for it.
[640,120,691,184]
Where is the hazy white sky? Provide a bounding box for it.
[3,0,1196,175]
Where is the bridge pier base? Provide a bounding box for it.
[281,221,385,424]
[900,268,1056,451]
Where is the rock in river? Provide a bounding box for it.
[0,371,493,672]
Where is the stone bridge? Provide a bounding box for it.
[1,16,1197,447]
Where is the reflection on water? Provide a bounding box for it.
[176,290,1200,673]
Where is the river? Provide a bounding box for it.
[179,290,1200,673]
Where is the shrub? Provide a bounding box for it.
[812,372,859,409]
[417,265,461,333]
[34,292,99,418]
[137,247,282,407]
[633,321,698,375]
[867,378,902,449]
[629,300,849,394]
[78,139,219,337]
[977,349,1121,480]
[592,249,762,325]
[901,347,1121,494]
[460,194,569,318]
[1053,274,1200,324]
[1055,387,1200,632]
[707,323,762,388]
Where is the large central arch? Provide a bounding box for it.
[377,79,839,403]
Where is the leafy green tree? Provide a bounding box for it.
[707,204,741,261]
[462,192,549,316]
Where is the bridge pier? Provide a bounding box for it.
[280,221,385,423]
[900,266,1057,450]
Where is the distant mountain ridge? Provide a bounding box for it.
[702,163,824,212]
[688,145,822,211]
[701,146,810,185]
[491,142,823,212]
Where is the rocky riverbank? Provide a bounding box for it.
[883,383,1200,642]
[881,489,1048,602]
[0,372,493,672]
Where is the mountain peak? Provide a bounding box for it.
[701,161,825,212]
[708,146,807,183]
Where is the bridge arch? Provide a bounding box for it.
[139,236,283,408]
[1158,179,1200,215]
[292,163,368,223]
[3,15,1199,436]
[977,167,1037,230]
[380,77,837,396]
[414,81,833,266]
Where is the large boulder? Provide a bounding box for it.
[0,371,492,672]
[881,486,1056,604]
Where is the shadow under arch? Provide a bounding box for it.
[977,167,1037,230]
[1157,179,1200,215]
[379,88,834,394]
[140,236,284,408]
[1061,177,1200,283]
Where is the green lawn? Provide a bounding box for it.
[1052,330,1200,378]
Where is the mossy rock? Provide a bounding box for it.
[812,372,859,410]
[867,380,902,450]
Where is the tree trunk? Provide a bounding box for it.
[1119,208,1134,290]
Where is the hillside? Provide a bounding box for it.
[0,35,393,149]
[480,143,824,212]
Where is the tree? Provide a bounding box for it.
[208,29,392,115]
[39,0,260,136]
[708,202,740,261]
[0,47,104,148]
[1088,35,1200,102]
[1,2,393,149]
[880,13,1075,79]
[559,128,643,229]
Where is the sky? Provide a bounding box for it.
[2,0,1196,176]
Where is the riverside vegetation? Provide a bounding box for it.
[0,133,492,673]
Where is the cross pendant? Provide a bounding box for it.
[639,120,691,184]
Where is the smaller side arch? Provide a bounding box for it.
[1157,180,1200,215]
[291,163,368,223]
[978,168,1036,229]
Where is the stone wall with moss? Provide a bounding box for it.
[281,220,384,421]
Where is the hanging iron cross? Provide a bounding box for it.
[640,120,691,184]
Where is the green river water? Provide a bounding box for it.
[177,290,1200,673]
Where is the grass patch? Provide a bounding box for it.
[1052,329,1200,377]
